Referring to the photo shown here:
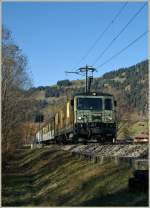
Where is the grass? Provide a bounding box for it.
[2,146,148,206]
[118,120,148,139]
[131,121,148,135]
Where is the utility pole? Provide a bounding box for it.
[65,65,97,94]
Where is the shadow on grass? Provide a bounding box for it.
[79,188,149,207]
[2,148,148,207]
[37,162,120,206]
[2,173,34,206]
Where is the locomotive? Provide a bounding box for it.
[34,91,117,144]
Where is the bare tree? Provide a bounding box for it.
[2,26,35,164]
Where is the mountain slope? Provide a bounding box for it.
[30,60,148,120]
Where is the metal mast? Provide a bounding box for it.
[65,65,97,94]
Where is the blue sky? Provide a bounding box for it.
[2,2,148,87]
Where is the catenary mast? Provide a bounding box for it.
[65,65,97,93]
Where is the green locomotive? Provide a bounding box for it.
[35,92,117,144]
[74,92,117,142]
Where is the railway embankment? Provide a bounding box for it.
[2,145,148,206]
[56,143,148,167]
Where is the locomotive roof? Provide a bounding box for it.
[74,92,113,97]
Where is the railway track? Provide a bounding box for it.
[68,144,148,168]
[59,143,148,158]
[33,143,148,168]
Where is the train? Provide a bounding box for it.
[34,92,117,144]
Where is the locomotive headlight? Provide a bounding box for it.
[78,116,82,120]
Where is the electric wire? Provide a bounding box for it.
[72,2,128,71]
[96,30,148,69]
[92,2,147,66]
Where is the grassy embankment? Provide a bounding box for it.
[118,120,148,139]
[2,146,148,206]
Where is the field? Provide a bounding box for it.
[2,146,148,206]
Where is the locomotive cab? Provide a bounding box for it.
[73,92,117,142]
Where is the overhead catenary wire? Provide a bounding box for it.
[92,2,147,66]
[71,2,128,71]
[96,30,148,69]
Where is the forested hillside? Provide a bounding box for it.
[94,60,148,115]
[31,60,148,120]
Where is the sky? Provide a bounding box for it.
[2,2,148,87]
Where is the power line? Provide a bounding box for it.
[96,30,148,69]
[92,2,147,65]
[72,2,128,71]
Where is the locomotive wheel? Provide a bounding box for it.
[83,140,87,145]
[97,137,105,143]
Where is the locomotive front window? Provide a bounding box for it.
[105,98,112,110]
[77,98,102,110]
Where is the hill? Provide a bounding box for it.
[30,60,148,119]
[2,146,148,206]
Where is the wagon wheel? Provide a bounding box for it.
[72,135,79,144]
